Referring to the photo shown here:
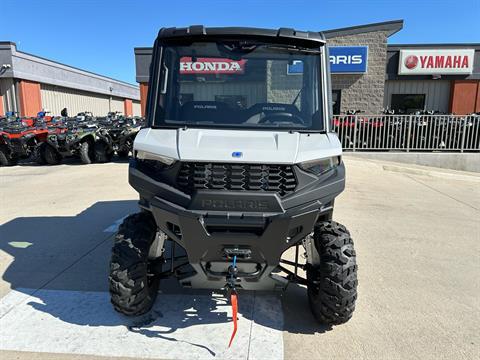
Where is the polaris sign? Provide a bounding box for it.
[329,46,368,73]
[287,46,368,74]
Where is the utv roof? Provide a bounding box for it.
[157,26,326,47]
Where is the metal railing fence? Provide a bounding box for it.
[333,114,480,152]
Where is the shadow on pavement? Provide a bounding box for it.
[0,200,326,341]
[17,156,130,167]
[282,283,333,334]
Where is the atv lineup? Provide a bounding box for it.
[40,112,143,165]
[109,26,358,337]
[0,113,145,166]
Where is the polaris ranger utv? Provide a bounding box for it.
[109,26,357,327]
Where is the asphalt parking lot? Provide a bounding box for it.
[0,157,479,360]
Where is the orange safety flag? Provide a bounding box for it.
[228,291,238,348]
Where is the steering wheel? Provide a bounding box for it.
[258,112,305,125]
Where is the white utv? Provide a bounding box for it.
[109,26,358,325]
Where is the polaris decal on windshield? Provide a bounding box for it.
[262,106,287,111]
[193,104,217,109]
[180,57,247,74]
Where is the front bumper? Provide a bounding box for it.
[129,161,345,290]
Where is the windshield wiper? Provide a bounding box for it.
[292,86,306,105]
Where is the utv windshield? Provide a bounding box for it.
[153,40,325,131]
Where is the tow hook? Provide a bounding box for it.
[226,256,239,348]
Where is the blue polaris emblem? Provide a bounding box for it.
[232,151,243,158]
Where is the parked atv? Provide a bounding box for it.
[37,121,111,165]
[35,121,69,165]
[0,120,48,166]
[108,117,141,157]
[109,26,358,338]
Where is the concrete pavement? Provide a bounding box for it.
[0,158,479,359]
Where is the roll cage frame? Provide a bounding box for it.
[145,26,334,133]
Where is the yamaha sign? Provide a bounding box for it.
[398,49,475,75]
[288,46,368,74]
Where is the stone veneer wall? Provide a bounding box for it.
[327,30,389,114]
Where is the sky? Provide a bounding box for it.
[1,0,479,85]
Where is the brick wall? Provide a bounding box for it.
[328,31,389,114]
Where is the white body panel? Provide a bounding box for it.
[134,128,179,160]
[134,128,342,164]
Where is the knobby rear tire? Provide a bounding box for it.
[94,141,113,163]
[42,143,62,165]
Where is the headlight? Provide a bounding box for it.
[135,150,176,166]
[299,156,340,176]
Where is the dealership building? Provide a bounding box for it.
[134,20,480,115]
[0,42,141,117]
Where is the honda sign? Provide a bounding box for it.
[180,57,247,74]
[398,49,475,75]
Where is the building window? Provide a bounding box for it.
[332,90,341,114]
[215,95,247,109]
[391,94,426,114]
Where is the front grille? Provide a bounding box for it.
[177,162,297,196]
